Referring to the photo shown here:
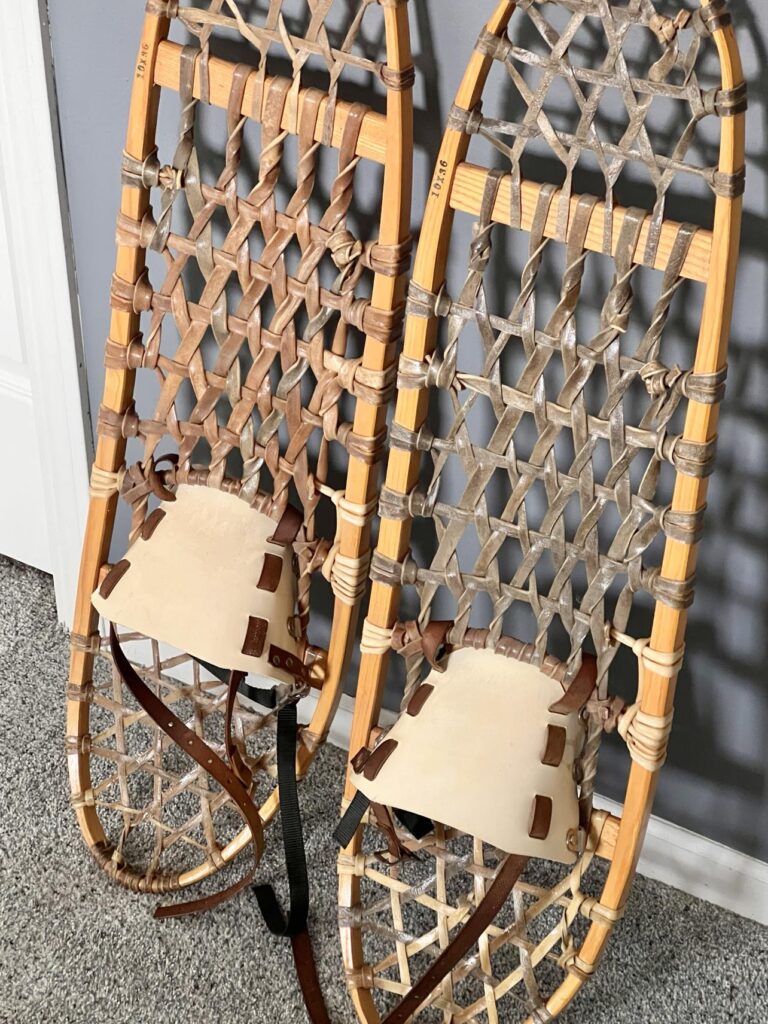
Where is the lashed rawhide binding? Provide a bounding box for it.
[68,0,412,897]
[341,2,744,1022]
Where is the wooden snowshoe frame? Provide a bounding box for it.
[67,0,412,894]
[340,1,744,1021]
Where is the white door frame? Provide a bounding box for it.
[0,2,91,627]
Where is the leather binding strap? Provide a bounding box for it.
[377,854,528,1024]
[548,653,597,716]
[108,625,264,917]
[391,619,453,671]
[270,503,303,546]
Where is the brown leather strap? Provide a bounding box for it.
[224,669,252,787]
[242,616,268,658]
[291,930,332,1024]
[147,454,178,501]
[369,802,413,864]
[99,559,131,599]
[108,625,264,918]
[358,738,398,781]
[528,795,553,841]
[379,854,528,1024]
[421,620,452,672]
[270,503,303,546]
[406,682,434,717]
[258,552,283,592]
[266,644,313,684]
[140,507,166,540]
[391,619,453,672]
[290,851,526,1024]
[548,653,597,715]
[541,724,567,767]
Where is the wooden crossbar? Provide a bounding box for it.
[154,40,388,164]
[451,162,712,284]
[595,814,620,860]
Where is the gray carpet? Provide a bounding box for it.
[1,554,765,1024]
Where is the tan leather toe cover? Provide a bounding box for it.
[352,647,585,863]
[92,484,301,682]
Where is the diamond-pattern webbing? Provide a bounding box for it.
[388,175,705,708]
[469,0,746,245]
[108,0,406,621]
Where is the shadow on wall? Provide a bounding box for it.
[562,1,768,860]
[659,0,768,861]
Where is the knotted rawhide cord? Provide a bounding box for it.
[340,2,744,1022]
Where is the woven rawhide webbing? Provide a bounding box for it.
[339,2,744,1022]
[68,0,412,903]
[469,0,747,217]
[382,1,744,704]
[385,177,708,701]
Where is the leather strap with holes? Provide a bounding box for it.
[380,854,527,1024]
[288,850,528,1024]
[108,624,264,917]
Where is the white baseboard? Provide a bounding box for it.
[313,693,768,927]
[594,795,768,926]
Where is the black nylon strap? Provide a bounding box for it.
[239,680,279,708]
[253,700,333,1023]
[197,656,278,708]
[253,700,310,937]
[334,791,371,848]
[394,807,434,840]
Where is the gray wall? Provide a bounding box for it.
[48,1,768,860]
